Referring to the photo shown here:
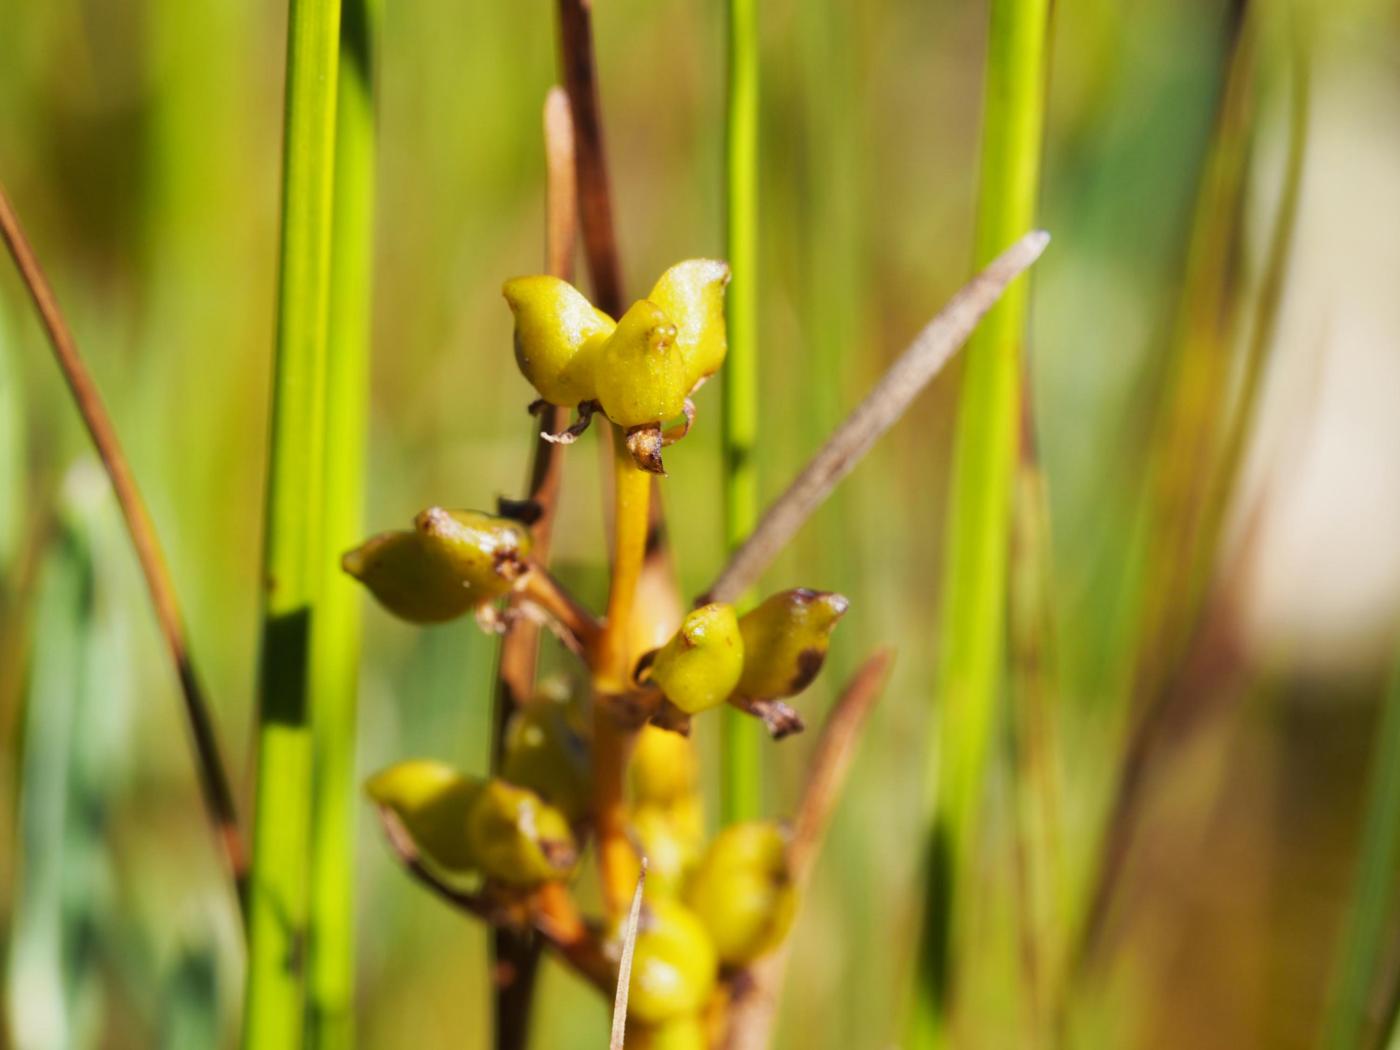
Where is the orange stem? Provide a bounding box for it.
[592,423,651,915]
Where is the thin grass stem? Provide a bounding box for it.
[720,0,764,826]
[0,182,248,910]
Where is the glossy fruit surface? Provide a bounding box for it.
[686,821,798,965]
[648,259,730,388]
[619,898,718,1024]
[735,588,849,700]
[465,778,578,887]
[631,804,702,899]
[503,274,614,405]
[342,508,531,624]
[631,725,700,808]
[364,759,481,874]
[593,300,689,428]
[649,603,744,714]
[502,699,591,822]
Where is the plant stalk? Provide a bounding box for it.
[720,0,763,825]
[593,424,650,916]
[911,0,1050,1043]
[244,0,343,1044]
[307,0,377,1046]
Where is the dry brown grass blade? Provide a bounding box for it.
[0,180,247,910]
[723,649,895,1050]
[610,859,648,1050]
[701,231,1050,606]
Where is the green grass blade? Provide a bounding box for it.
[307,1,377,1047]
[244,0,343,1045]
[911,0,1050,1043]
[1322,658,1400,1050]
[720,0,763,823]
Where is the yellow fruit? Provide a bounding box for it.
[364,759,481,875]
[631,805,702,899]
[503,275,614,406]
[649,603,744,715]
[645,1015,708,1050]
[648,259,731,389]
[501,699,591,822]
[735,588,849,700]
[342,508,532,624]
[593,300,689,428]
[618,899,718,1024]
[685,821,797,965]
[631,725,699,808]
[465,778,578,887]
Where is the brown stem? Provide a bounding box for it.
[491,85,581,1050]
[516,567,602,657]
[556,0,624,317]
[701,231,1051,606]
[722,649,895,1050]
[0,181,248,912]
[376,807,612,992]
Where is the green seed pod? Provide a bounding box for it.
[342,508,532,624]
[630,725,700,808]
[593,300,689,428]
[735,588,849,701]
[503,275,614,406]
[501,699,591,822]
[648,259,731,388]
[631,804,702,899]
[645,1015,708,1050]
[617,898,718,1024]
[685,821,798,966]
[648,603,744,715]
[364,759,481,875]
[465,778,578,887]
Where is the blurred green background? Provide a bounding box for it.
[3,0,1400,1047]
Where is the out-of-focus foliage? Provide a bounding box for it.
[1,0,1399,1047]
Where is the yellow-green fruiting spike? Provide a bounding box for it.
[593,300,689,428]
[503,275,615,406]
[685,821,798,966]
[342,508,532,624]
[630,804,702,899]
[465,778,578,887]
[630,724,700,808]
[501,699,591,822]
[646,1015,708,1050]
[648,259,731,388]
[616,898,718,1024]
[735,588,849,700]
[648,603,744,715]
[364,759,482,875]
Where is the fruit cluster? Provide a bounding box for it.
[343,259,849,1045]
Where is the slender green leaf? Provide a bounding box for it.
[308,0,378,1046]
[244,0,344,1044]
[911,0,1051,1043]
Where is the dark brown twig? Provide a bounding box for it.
[556,0,624,317]
[723,649,895,1050]
[701,231,1051,606]
[0,181,247,911]
[491,85,581,1050]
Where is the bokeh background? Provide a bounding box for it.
[3,0,1400,1047]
